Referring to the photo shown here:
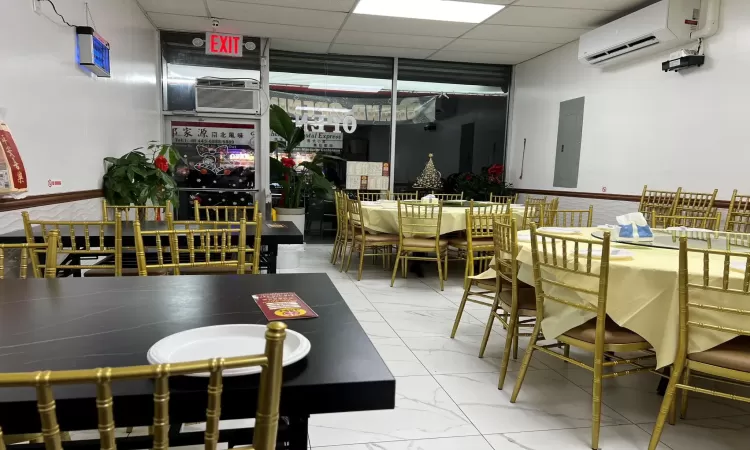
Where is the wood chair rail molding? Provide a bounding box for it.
[0,190,102,212]
[515,189,731,209]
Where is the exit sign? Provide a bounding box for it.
[205,32,243,57]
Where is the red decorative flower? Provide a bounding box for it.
[154,155,169,172]
[194,196,202,204]
[281,157,296,168]
[488,164,504,177]
[465,174,473,181]
[224,169,232,175]
[200,169,208,175]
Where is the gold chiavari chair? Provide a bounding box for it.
[389,192,420,201]
[0,240,52,279]
[448,209,504,287]
[391,201,447,291]
[102,199,172,222]
[544,198,559,226]
[167,213,263,275]
[343,198,398,280]
[639,185,682,227]
[512,225,655,450]
[651,212,722,231]
[674,189,718,218]
[490,193,518,204]
[134,219,249,276]
[524,195,547,204]
[330,191,346,264]
[0,322,286,450]
[489,218,537,387]
[22,213,123,278]
[520,202,545,230]
[648,238,750,449]
[357,191,388,202]
[549,205,594,228]
[194,201,258,222]
[725,189,750,232]
[431,192,463,201]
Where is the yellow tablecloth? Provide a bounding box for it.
[361,204,525,235]
[474,228,750,368]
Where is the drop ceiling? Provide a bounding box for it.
[135,0,657,65]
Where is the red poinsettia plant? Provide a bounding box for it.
[448,163,513,201]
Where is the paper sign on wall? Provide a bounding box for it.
[346,161,389,190]
[0,121,28,195]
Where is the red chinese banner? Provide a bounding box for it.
[0,121,28,193]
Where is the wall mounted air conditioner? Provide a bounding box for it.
[578,0,700,67]
[195,78,260,114]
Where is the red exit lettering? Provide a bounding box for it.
[205,32,243,57]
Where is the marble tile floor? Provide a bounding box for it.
[67,244,750,450]
[288,245,750,450]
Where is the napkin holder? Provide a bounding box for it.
[421,195,439,204]
[616,213,654,242]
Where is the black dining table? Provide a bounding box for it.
[0,221,304,274]
[0,273,395,450]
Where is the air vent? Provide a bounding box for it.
[195,78,260,114]
[585,35,659,64]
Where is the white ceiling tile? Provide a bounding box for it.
[148,13,338,41]
[329,44,434,59]
[429,50,528,64]
[443,39,559,55]
[343,15,473,38]
[464,24,589,43]
[137,0,208,16]
[485,5,616,28]
[207,0,347,29]
[513,0,652,10]
[218,0,355,12]
[335,31,452,50]
[270,39,331,53]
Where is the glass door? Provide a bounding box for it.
[166,116,260,219]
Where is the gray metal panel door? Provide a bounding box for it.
[553,97,585,188]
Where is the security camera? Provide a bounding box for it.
[211,18,220,28]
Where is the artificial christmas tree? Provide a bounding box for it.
[413,153,443,191]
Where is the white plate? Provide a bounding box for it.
[147,324,311,377]
[578,248,634,260]
[538,227,582,235]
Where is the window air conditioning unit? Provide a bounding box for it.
[578,0,700,67]
[195,78,260,114]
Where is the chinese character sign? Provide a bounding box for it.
[0,121,28,194]
[171,121,255,146]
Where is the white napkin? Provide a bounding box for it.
[421,194,438,204]
[578,248,634,260]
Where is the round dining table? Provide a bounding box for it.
[474,227,750,368]
[360,201,526,235]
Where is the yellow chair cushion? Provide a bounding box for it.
[689,336,750,372]
[354,234,399,243]
[448,237,494,248]
[563,318,648,345]
[402,237,449,249]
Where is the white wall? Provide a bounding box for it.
[0,0,160,198]
[507,0,749,201]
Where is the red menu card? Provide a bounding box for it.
[253,292,318,321]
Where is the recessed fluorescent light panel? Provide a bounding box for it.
[353,0,504,24]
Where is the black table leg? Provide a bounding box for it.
[657,366,671,396]
[267,244,278,274]
[286,415,308,450]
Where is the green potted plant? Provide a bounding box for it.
[269,105,338,233]
[102,142,182,219]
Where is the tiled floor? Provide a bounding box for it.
[283,244,750,450]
